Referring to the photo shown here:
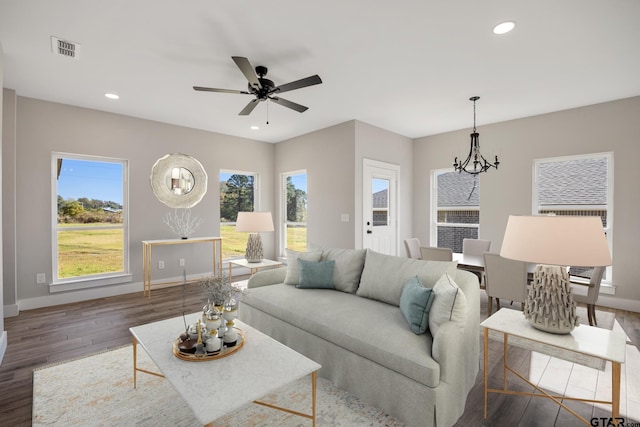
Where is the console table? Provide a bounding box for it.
[142,237,222,298]
[482,309,626,426]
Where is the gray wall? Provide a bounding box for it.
[273,120,414,255]
[274,121,356,252]
[413,96,640,311]
[6,96,274,309]
[354,121,413,253]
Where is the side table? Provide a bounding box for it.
[481,309,626,426]
[228,258,283,283]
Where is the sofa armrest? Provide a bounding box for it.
[247,267,287,288]
[432,269,480,387]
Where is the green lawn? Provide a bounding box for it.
[57,225,123,278]
[57,224,308,278]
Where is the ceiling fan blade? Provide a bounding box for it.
[274,75,322,94]
[232,56,262,89]
[193,86,250,94]
[270,97,308,113]
[239,99,260,115]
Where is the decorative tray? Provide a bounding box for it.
[173,327,245,362]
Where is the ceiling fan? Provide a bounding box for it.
[193,56,322,116]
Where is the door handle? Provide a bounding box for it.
[366,230,372,234]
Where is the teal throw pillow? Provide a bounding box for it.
[297,259,336,289]
[399,276,435,334]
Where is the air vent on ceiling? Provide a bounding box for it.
[51,36,80,59]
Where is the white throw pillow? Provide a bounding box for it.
[428,273,467,337]
[284,249,322,285]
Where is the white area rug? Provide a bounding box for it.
[33,345,403,427]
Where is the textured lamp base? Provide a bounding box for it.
[244,233,264,263]
[524,265,579,334]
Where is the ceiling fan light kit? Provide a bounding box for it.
[194,56,322,118]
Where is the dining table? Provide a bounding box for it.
[453,253,536,279]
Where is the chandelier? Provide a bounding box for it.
[453,96,499,175]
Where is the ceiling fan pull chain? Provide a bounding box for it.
[266,99,269,125]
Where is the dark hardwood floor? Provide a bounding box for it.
[1,283,639,426]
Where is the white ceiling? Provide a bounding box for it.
[1,0,639,143]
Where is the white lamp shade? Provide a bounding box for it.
[500,215,611,267]
[235,211,274,233]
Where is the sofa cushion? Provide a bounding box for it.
[284,249,322,285]
[297,259,335,289]
[320,247,366,294]
[241,284,441,388]
[399,276,435,334]
[356,249,458,306]
[429,273,467,337]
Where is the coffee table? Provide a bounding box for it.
[130,313,321,426]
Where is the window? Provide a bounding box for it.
[282,171,307,254]
[533,152,613,283]
[53,153,129,288]
[219,171,257,259]
[431,170,479,253]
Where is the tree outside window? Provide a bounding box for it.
[220,172,256,259]
[283,172,307,253]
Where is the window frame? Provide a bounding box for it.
[532,152,614,286]
[51,152,131,291]
[219,169,260,260]
[280,170,308,256]
[430,168,480,253]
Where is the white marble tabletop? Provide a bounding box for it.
[228,258,283,269]
[130,313,321,425]
[481,308,626,363]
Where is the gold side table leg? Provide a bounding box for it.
[483,327,488,419]
[312,370,317,427]
[132,337,137,389]
[612,361,621,426]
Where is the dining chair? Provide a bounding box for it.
[483,253,529,316]
[419,246,453,262]
[570,266,605,326]
[403,238,421,259]
[463,238,492,287]
[462,238,492,256]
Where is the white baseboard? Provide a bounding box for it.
[0,331,7,366]
[2,303,19,318]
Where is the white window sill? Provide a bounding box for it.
[49,273,133,293]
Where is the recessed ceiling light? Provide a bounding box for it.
[250,125,260,130]
[493,21,516,35]
[105,93,119,100]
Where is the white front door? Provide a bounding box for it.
[363,159,399,255]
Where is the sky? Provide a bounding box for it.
[57,159,123,204]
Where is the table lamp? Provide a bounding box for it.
[235,211,274,263]
[500,215,611,334]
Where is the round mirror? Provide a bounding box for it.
[150,153,207,208]
[168,167,195,195]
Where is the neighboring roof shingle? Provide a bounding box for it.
[537,157,608,205]
[438,172,480,207]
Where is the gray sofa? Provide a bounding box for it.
[239,248,480,427]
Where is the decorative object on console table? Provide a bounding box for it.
[235,211,274,263]
[500,215,612,334]
[452,96,499,175]
[162,208,203,239]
